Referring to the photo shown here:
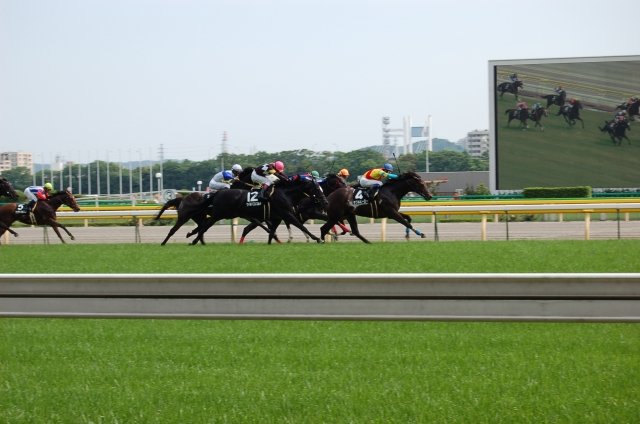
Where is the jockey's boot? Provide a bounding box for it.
[258,184,270,201]
[24,199,36,215]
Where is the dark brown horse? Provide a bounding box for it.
[0,177,19,237]
[187,178,328,245]
[0,190,80,243]
[320,172,432,243]
[238,173,350,243]
[497,80,523,100]
[155,191,276,245]
[505,108,529,129]
[557,100,584,128]
[600,119,631,146]
[0,177,18,201]
[528,106,549,130]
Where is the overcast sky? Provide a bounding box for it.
[1,0,638,164]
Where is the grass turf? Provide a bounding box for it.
[1,239,639,273]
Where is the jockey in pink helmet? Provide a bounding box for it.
[251,161,287,200]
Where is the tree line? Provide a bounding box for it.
[2,149,488,196]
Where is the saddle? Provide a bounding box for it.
[15,203,37,224]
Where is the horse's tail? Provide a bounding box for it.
[155,197,182,220]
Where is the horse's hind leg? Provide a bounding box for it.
[346,216,370,243]
[161,217,190,245]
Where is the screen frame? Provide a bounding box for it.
[489,55,640,193]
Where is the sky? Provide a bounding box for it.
[1,0,638,164]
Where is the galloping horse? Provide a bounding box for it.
[0,189,80,243]
[0,177,18,201]
[155,191,276,245]
[0,177,19,237]
[528,106,549,130]
[319,172,432,244]
[238,173,350,243]
[187,178,328,245]
[541,91,566,110]
[557,100,584,128]
[505,108,529,129]
[600,120,631,146]
[497,80,523,100]
[616,98,640,119]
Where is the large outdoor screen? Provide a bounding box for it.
[489,56,640,192]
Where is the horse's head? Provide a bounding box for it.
[292,178,328,208]
[388,172,432,201]
[0,177,18,200]
[319,174,347,196]
[515,80,523,88]
[56,189,81,212]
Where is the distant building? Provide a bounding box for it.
[460,129,489,157]
[0,151,33,173]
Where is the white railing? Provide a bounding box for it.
[1,273,639,322]
[32,201,640,242]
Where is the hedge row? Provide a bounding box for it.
[522,186,592,198]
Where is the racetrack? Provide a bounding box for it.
[3,218,639,244]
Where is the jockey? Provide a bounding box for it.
[614,110,627,124]
[208,164,242,193]
[516,101,529,118]
[289,171,314,183]
[509,73,519,82]
[555,86,565,96]
[531,102,542,112]
[23,182,54,212]
[251,161,287,200]
[359,163,398,199]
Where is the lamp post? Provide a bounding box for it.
[155,172,162,196]
[197,180,202,191]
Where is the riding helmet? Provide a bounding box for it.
[44,182,53,190]
[274,161,285,172]
[338,168,350,177]
[382,163,393,171]
[231,164,243,174]
[311,170,320,178]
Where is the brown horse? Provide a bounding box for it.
[319,172,432,243]
[0,190,81,243]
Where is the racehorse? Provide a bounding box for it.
[505,108,529,129]
[528,106,549,130]
[599,120,631,146]
[187,177,328,245]
[497,80,523,100]
[319,172,432,244]
[155,191,277,245]
[0,189,80,243]
[541,91,566,110]
[557,101,584,128]
[0,177,19,237]
[616,99,640,119]
[0,177,18,201]
[238,173,350,243]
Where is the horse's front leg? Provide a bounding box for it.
[44,219,71,243]
[282,213,322,243]
[388,210,426,239]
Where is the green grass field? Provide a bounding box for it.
[496,94,640,189]
[1,241,639,423]
[1,239,640,273]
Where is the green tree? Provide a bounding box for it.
[1,167,32,191]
